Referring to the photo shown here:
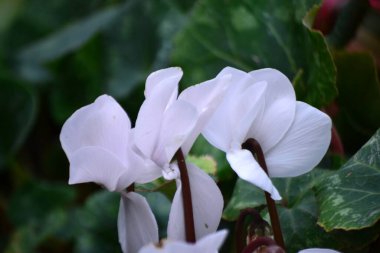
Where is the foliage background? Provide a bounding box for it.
[0,0,379,252]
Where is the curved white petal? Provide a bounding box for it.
[118,192,159,253]
[153,101,198,165]
[298,249,341,253]
[69,147,135,192]
[233,81,267,145]
[202,68,255,152]
[60,94,131,162]
[167,163,224,241]
[134,74,180,158]
[226,149,281,200]
[179,74,231,155]
[196,229,228,252]
[145,67,182,99]
[265,102,332,177]
[134,157,163,184]
[247,68,296,152]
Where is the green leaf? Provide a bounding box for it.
[276,190,380,253]
[316,129,380,231]
[74,191,121,253]
[142,192,171,238]
[5,209,74,253]
[223,179,265,221]
[187,154,217,176]
[17,1,136,82]
[172,0,336,107]
[225,169,380,252]
[334,52,380,153]
[190,135,234,181]
[0,79,36,168]
[0,0,22,33]
[223,169,328,221]
[7,180,76,227]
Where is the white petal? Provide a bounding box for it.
[134,75,180,158]
[153,101,198,165]
[196,229,228,252]
[139,230,228,253]
[298,249,341,253]
[227,149,281,200]
[167,163,224,241]
[145,67,182,98]
[233,81,267,145]
[202,68,255,152]
[118,191,159,253]
[134,157,163,184]
[69,147,135,191]
[60,94,131,162]
[139,241,191,253]
[247,68,296,152]
[179,74,231,155]
[265,102,332,177]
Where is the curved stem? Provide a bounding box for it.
[242,138,285,250]
[175,148,196,243]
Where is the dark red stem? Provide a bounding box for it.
[175,148,196,243]
[127,183,135,192]
[242,138,285,250]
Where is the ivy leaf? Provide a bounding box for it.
[316,129,380,231]
[223,179,265,221]
[276,190,380,253]
[172,0,336,107]
[223,169,328,221]
[224,169,379,252]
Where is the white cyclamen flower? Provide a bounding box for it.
[138,230,228,253]
[60,95,158,253]
[203,67,332,200]
[133,67,229,240]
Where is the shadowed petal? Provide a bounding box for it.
[202,68,253,151]
[60,94,131,162]
[145,67,182,99]
[233,81,267,145]
[179,74,231,155]
[153,101,198,165]
[247,68,296,152]
[118,192,158,253]
[167,163,224,241]
[227,149,281,200]
[69,147,135,192]
[134,74,181,158]
[265,102,332,177]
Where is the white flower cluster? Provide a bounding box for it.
[60,67,334,253]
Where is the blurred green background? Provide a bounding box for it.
[1,0,380,252]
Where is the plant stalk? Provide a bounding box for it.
[175,148,196,243]
[242,138,285,250]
